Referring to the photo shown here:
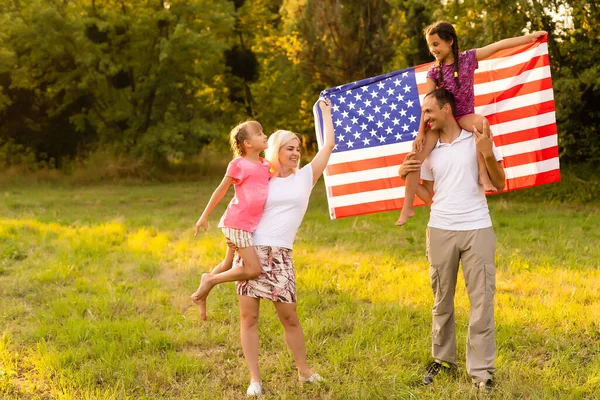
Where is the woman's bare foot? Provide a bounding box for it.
[395,207,415,226]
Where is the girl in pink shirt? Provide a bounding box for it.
[192,120,271,320]
[397,21,546,226]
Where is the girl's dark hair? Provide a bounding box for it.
[424,21,460,88]
[229,120,259,158]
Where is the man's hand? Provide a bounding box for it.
[194,216,208,236]
[473,119,495,159]
[398,152,422,180]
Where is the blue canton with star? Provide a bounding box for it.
[320,67,421,153]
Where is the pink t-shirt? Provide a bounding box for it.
[218,157,271,232]
[426,49,478,118]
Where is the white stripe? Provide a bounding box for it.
[488,111,555,137]
[327,141,413,166]
[414,43,548,84]
[473,65,551,96]
[328,186,406,208]
[474,88,554,116]
[499,135,557,157]
[504,158,560,180]
[325,165,400,186]
[328,158,559,208]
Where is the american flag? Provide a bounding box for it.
[313,36,559,220]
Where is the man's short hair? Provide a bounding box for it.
[424,88,456,117]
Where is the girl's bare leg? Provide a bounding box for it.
[396,130,439,226]
[191,246,236,320]
[239,295,261,384]
[194,246,262,307]
[458,114,497,192]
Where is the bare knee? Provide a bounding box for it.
[279,312,301,329]
[240,312,259,329]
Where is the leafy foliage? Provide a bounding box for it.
[0,0,598,166]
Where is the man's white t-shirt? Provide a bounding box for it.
[421,130,503,231]
[253,163,314,249]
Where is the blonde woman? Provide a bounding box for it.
[224,100,334,396]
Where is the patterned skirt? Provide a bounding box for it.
[235,245,297,303]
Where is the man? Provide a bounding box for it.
[399,88,505,393]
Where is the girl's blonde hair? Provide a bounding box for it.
[265,130,301,175]
[229,120,261,158]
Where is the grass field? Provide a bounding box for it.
[0,177,599,399]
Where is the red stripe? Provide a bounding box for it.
[332,197,427,219]
[474,55,549,85]
[493,124,557,147]
[475,77,554,107]
[502,169,561,192]
[482,37,547,60]
[502,147,559,169]
[485,100,555,126]
[330,176,405,197]
[326,153,406,176]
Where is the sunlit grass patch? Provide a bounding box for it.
[0,181,599,398]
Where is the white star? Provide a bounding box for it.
[402,71,409,77]
[334,119,342,127]
[370,90,378,98]
[380,97,388,105]
[403,84,411,93]
[396,93,405,102]
[353,131,361,139]
[351,116,359,124]
[342,110,349,118]
[376,121,384,128]
[409,115,417,123]
[357,108,365,116]
[383,111,390,119]
[370,129,378,137]
[344,125,352,133]
[402,123,409,132]
[411,130,419,138]
[337,133,345,141]
[354,93,362,101]
[367,114,375,122]
[360,123,368,131]
[387,88,395,96]
[332,104,340,112]
[406,100,415,108]
[378,135,386,143]
[394,78,402,87]
[364,99,372,107]
[390,103,398,111]
[395,133,403,140]
[400,109,407,117]
[392,117,400,126]
[348,102,356,110]
[377,81,385,90]
[361,86,369,92]
[333,144,338,150]
[347,140,355,148]
[339,96,346,103]
[373,105,381,113]
[362,138,371,146]
[385,126,393,135]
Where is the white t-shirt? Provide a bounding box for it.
[421,130,503,230]
[253,163,314,249]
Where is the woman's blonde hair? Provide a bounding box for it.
[229,120,261,158]
[265,130,301,175]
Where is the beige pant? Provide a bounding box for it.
[426,226,497,382]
